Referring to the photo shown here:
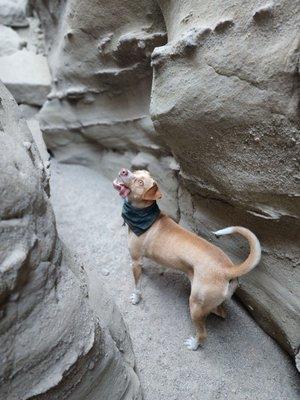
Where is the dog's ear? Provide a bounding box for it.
[143,183,162,201]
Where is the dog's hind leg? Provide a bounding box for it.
[130,258,143,305]
[211,279,238,318]
[212,304,227,319]
[225,279,239,301]
[185,288,208,350]
[211,280,238,318]
[185,306,207,350]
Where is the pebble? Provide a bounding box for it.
[102,268,110,276]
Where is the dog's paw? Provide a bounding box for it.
[130,291,141,305]
[184,336,199,351]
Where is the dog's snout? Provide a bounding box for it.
[120,168,128,177]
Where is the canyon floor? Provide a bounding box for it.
[50,160,300,400]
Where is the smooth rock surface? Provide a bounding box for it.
[150,0,300,363]
[0,25,23,56]
[0,49,51,105]
[50,160,300,400]
[0,82,141,400]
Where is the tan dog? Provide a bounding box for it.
[113,168,261,350]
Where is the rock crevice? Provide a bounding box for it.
[0,82,141,400]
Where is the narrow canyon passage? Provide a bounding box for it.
[50,160,299,400]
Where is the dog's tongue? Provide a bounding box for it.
[119,185,130,198]
[113,179,131,198]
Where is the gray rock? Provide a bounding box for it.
[0,0,28,27]
[26,117,49,163]
[18,103,40,118]
[33,0,167,155]
[0,49,51,105]
[16,15,46,55]
[0,24,23,56]
[0,82,141,399]
[151,0,300,365]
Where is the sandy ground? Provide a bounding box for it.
[50,160,300,400]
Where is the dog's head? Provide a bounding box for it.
[113,168,162,206]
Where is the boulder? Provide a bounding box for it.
[0,25,24,56]
[0,49,51,105]
[0,82,141,399]
[0,0,29,27]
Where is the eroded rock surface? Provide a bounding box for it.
[33,0,167,160]
[150,0,300,364]
[0,82,141,399]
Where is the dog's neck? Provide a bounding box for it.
[122,200,161,236]
[126,198,155,209]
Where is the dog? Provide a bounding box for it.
[113,168,261,350]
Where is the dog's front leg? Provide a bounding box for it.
[130,258,142,305]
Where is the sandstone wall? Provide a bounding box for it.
[151,0,300,362]
[33,0,166,157]
[0,82,141,399]
[31,0,299,368]
[32,0,181,220]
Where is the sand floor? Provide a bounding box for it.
[50,160,300,400]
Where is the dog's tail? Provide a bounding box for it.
[213,226,261,279]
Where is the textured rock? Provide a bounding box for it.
[150,0,300,363]
[0,0,28,27]
[0,50,51,105]
[31,0,300,369]
[0,82,141,399]
[33,0,167,157]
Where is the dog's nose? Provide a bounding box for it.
[120,168,128,176]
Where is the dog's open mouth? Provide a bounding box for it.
[113,179,131,198]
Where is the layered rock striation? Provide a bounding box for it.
[150,0,300,363]
[0,82,141,399]
[32,0,167,158]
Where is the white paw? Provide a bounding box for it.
[130,291,141,305]
[184,336,199,351]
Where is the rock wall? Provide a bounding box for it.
[0,1,51,110]
[32,0,181,220]
[33,0,166,156]
[151,0,300,363]
[0,82,141,399]
[31,0,299,368]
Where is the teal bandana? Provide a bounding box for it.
[122,200,161,236]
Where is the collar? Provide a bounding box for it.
[121,200,161,236]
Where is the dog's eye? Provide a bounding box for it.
[138,180,144,186]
